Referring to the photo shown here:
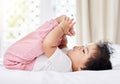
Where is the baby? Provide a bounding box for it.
[42,16,112,71]
[3,15,112,72]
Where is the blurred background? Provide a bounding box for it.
[0,0,120,64]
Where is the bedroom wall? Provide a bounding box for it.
[0,0,2,48]
[0,0,76,64]
[0,0,3,64]
[0,0,42,62]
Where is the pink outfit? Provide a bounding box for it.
[3,19,59,71]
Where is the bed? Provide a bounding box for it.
[0,65,120,84]
[0,44,120,84]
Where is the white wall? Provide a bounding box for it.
[0,0,3,64]
[39,0,54,24]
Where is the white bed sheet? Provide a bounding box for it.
[0,65,120,84]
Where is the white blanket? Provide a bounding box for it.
[1,43,120,84]
[0,65,120,84]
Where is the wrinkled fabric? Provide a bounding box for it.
[3,19,59,71]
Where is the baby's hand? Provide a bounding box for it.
[55,15,66,23]
[66,26,75,36]
[59,16,75,35]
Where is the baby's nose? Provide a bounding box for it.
[74,46,84,49]
[73,46,79,49]
[79,45,84,48]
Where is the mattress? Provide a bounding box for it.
[1,44,120,84]
[0,65,120,84]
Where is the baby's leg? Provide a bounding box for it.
[3,19,58,70]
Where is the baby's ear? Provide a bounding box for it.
[78,65,86,71]
[78,67,82,71]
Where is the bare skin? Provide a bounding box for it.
[43,16,75,57]
[43,15,99,71]
[67,43,99,71]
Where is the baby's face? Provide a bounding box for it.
[67,43,99,71]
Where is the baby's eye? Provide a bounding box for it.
[83,50,85,53]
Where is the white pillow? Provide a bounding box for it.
[109,44,120,70]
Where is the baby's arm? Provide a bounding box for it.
[58,35,68,49]
[43,16,75,57]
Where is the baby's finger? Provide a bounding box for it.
[70,28,75,36]
[69,18,74,24]
[69,22,75,28]
[66,32,72,36]
[65,16,69,21]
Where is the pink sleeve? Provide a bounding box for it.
[3,19,59,70]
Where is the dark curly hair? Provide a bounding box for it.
[82,41,112,70]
